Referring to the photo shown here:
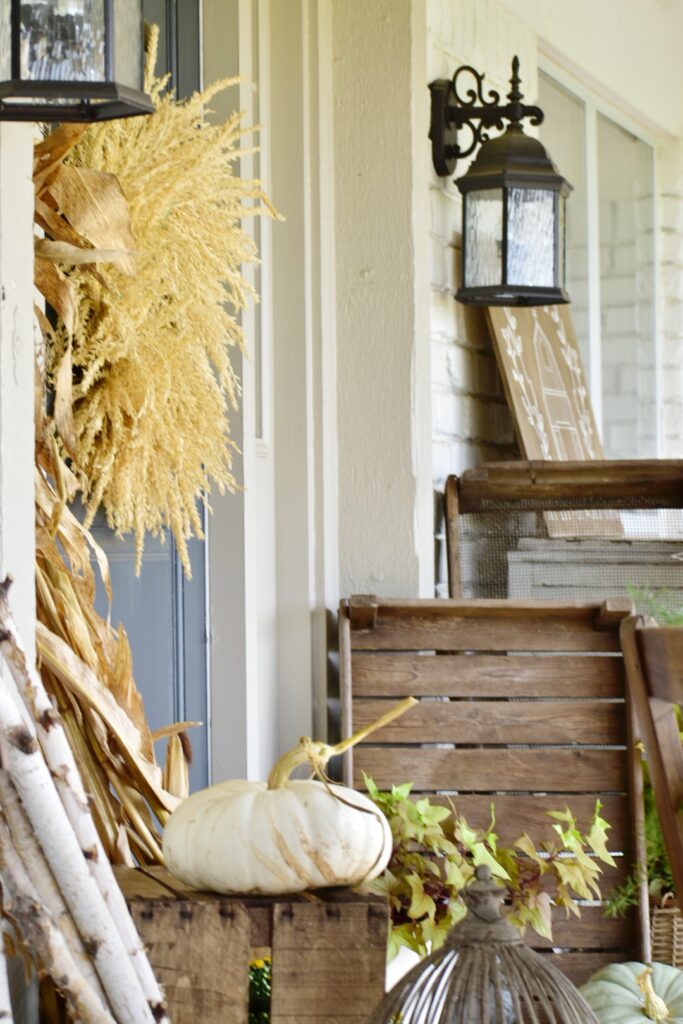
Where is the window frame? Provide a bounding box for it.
[538,53,662,456]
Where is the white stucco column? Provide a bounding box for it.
[332,0,433,598]
[0,124,35,666]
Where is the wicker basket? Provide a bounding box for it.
[651,894,683,967]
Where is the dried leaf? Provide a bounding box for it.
[34,259,77,335]
[33,123,88,193]
[54,340,76,458]
[45,164,135,275]
[35,238,132,266]
[162,734,190,801]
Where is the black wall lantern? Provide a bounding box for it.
[429,57,571,306]
[0,0,154,122]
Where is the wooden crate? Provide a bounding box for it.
[116,866,389,1024]
[339,596,650,985]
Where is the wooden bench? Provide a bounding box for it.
[116,866,388,1024]
[444,459,683,598]
[339,596,649,984]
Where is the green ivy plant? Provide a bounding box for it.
[362,774,615,961]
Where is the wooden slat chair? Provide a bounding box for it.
[444,458,683,598]
[339,596,650,985]
[621,617,683,903]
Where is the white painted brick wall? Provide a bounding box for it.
[658,139,683,456]
[428,0,532,594]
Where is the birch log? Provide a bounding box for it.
[0,815,113,1023]
[0,578,169,1023]
[0,937,13,1024]
[0,771,106,1005]
[0,658,158,1023]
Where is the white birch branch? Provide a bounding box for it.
[0,652,156,1022]
[0,935,13,1024]
[0,771,106,1006]
[0,814,113,1023]
[0,578,169,1024]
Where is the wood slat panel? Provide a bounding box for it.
[352,699,626,745]
[350,615,619,652]
[528,905,637,951]
[128,900,251,1024]
[270,903,387,1023]
[418,794,630,849]
[537,950,628,986]
[354,747,628,793]
[351,654,625,698]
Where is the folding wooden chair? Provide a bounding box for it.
[339,596,650,984]
[620,617,683,903]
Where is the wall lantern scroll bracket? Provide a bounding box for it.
[429,57,544,177]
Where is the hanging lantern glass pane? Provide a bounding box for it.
[20,0,106,83]
[114,0,144,90]
[463,188,503,288]
[506,187,555,288]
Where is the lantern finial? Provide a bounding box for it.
[368,864,601,1023]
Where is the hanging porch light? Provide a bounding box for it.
[368,865,600,1023]
[0,0,153,122]
[429,57,571,306]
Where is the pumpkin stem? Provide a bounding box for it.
[637,967,669,1022]
[266,696,417,789]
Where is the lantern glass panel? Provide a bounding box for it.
[114,0,144,90]
[506,187,555,288]
[463,188,503,287]
[20,0,106,83]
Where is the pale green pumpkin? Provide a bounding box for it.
[580,962,683,1023]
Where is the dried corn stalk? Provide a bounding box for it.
[42,24,276,574]
[34,434,193,866]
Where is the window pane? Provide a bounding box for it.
[538,74,588,370]
[463,189,503,287]
[506,187,555,287]
[598,114,655,458]
[20,0,106,81]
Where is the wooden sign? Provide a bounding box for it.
[486,305,622,537]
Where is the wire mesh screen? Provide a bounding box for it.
[457,499,683,614]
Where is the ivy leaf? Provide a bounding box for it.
[392,782,413,801]
[406,873,436,921]
[472,842,510,880]
[587,801,617,866]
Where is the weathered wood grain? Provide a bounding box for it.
[456,460,683,513]
[270,902,387,1023]
[350,613,620,652]
[353,746,628,793]
[352,698,626,745]
[536,950,626,986]
[127,899,251,1024]
[351,653,625,698]
[527,905,637,951]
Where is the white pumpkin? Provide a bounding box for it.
[163,776,392,894]
[162,698,415,895]
[580,962,683,1024]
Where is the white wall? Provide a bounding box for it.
[332,0,433,599]
[497,0,683,138]
[0,125,36,665]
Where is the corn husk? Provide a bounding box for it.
[42,24,277,575]
[34,438,196,865]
